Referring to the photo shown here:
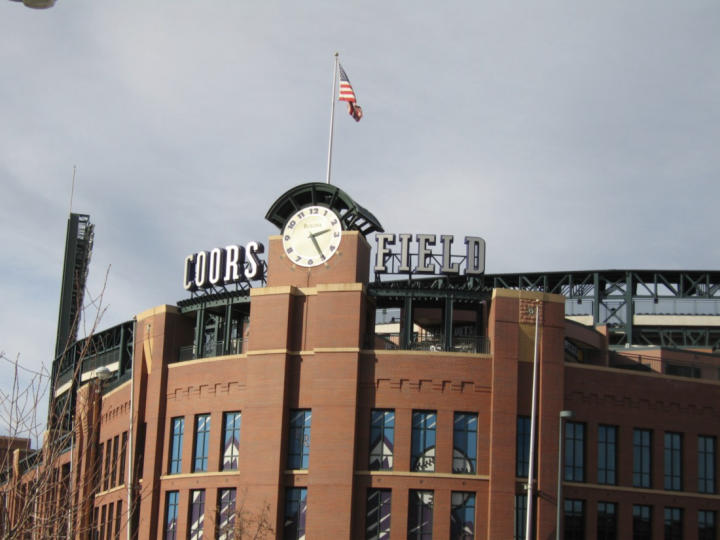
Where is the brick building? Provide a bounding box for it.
[2,182,720,539]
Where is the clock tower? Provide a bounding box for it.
[241,182,383,539]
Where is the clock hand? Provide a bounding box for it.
[309,233,323,256]
[310,228,331,239]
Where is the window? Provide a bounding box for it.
[98,442,104,488]
[564,499,585,540]
[107,502,114,539]
[513,494,527,540]
[284,487,307,540]
[453,413,477,474]
[597,502,617,540]
[111,435,119,488]
[366,488,391,539]
[411,411,436,472]
[193,414,211,472]
[698,435,716,493]
[222,412,241,471]
[633,505,652,540]
[119,431,127,486]
[287,410,312,469]
[369,410,394,471]
[450,491,475,539]
[565,422,585,482]
[104,440,111,490]
[699,510,716,540]
[164,491,179,540]
[217,488,237,540]
[169,417,184,474]
[664,432,682,490]
[516,416,533,478]
[664,507,682,540]
[408,490,433,540]
[633,429,652,488]
[188,489,205,540]
[100,505,107,540]
[114,501,122,539]
[597,425,617,485]
[136,422,146,479]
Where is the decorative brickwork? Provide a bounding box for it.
[519,298,544,325]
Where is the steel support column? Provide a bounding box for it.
[223,304,233,355]
[194,306,206,359]
[119,324,126,377]
[625,271,634,345]
[401,296,414,349]
[593,272,600,325]
[444,296,454,351]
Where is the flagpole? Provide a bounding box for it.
[326,53,339,185]
[525,300,541,540]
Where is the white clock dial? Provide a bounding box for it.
[282,206,342,267]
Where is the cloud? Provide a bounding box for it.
[0,0,718,386]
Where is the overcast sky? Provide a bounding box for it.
[1,1,719,406]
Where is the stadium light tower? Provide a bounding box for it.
[9,0,56,8]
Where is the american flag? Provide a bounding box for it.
[338,64,362,121]
[338,64,357,103]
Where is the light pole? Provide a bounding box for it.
[556,410,575,540]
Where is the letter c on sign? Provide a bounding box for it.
[183,254,197,291]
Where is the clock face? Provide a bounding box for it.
[282,206,342,267]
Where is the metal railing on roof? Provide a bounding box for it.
[175,338,246,363]
[374,333,490,354]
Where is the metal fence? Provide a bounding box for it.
[374,333,490,354]
[176,338,246,363]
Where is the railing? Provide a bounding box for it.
[374,333,490,354]
[55,367,74,389]
[176,338,246,363]
[81,348,121,373]
[610,353,720,381]
[102,371,132,394]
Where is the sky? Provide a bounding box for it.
[1,1,719,419]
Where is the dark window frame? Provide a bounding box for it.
[663,507,682,540]
[365,488,391,539]
[597,425,617,485]
[408,490,434,540]
[453,412,478,474]
[663,432,682,491]
[287,409,312,470]
[168,417,184,475]
[597,501,617,540]
[516,416,531,478]
[633,504,652,540]
[698,435,716,494]
[284,487,307,540]
[192,414,211,473]
[164,490,179,540]
[450,491,475,540]
[565,422,585,482]
[411,410,437,473]
[633,429,652,488]
[369,409,395,471]
[564,498,585,540]
[221,411,241,471]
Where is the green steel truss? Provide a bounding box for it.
[178,270,720,351]
[49,320,135,430]
[487,269,720,349]
[265,182,384,235]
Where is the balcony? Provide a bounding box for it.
[374,332,490,354]
[176,338,246,363]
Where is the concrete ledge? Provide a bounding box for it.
[136,304,180,321]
